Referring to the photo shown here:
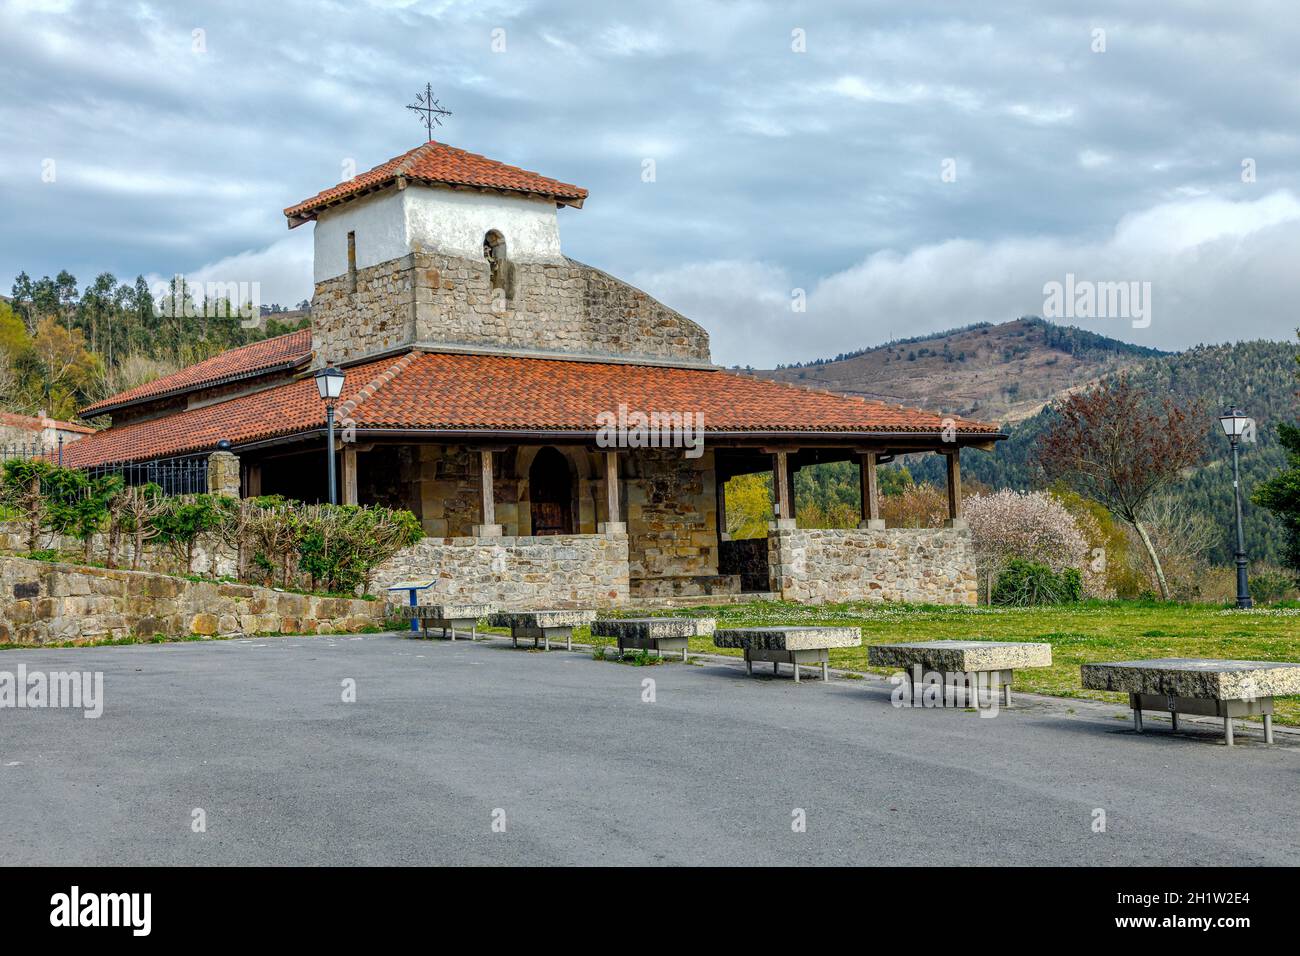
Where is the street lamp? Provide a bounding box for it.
[1218,407,1252,609]
[315,364,345,505]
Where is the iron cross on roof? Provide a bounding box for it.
[406,84,452,141]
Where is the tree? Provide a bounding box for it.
[112,483,166,570]
[964,489,1105,601]
[24,317,102,418]
[1253,422,1300,580]
[0,458,53,552]
[154,494,227,574]
[1035,377,1204,599]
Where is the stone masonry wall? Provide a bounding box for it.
[312,252,711,365]
[0,556,385,646]
[768,526,978,605]
[372,531,629,610]
[625,448,719,582]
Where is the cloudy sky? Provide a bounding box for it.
[3,0,1299,366]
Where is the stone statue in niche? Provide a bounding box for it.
[483,229,516,304]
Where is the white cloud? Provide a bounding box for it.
[637,191,1300,367]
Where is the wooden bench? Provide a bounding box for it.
[713,626,860,684]
[409,604,495,641]
[591,617,716,662]
[868,640,1052,708]
[1082,658,1300,745]
[487,610,597,651]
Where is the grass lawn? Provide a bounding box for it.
[578,601,1300,726]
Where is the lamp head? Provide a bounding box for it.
[315,363,345,402]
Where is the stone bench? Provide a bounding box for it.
[591,617,716,662]
[713,626,861,684]
[408,604,495,641]
[868,640,1052,708]
[487,610,597,651]
[1082,658,1300,745]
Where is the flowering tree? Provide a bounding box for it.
[1035,377,1204,599]
[965,489,1107,599]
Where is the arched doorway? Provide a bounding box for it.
[529,447,574,535]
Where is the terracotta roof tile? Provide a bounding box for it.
[0,411,95,435]
[284,141,588,224]
[63,351,1001,468]
[80,329,312,418]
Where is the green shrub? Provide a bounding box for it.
[1248,569,1297,605]
[992,558,1083,606]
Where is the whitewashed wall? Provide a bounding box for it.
[314,185,565,283]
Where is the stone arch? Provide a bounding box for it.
[515,445,591,536]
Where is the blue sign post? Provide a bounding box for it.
[385,580,435,633]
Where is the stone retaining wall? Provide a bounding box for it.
[0,556,385,646]
[372,531,629,609]
[768,526,978,605]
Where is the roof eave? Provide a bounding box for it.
[78,355,311,420]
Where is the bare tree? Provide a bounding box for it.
[1035,377,1204,599]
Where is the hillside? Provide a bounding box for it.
[759,317,1162,424]
[902,339,1298,566]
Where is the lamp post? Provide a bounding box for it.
[1218,407,1253,609]
[315,364,345,505]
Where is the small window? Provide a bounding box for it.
[346,231,357,292]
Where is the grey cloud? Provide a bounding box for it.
[2,0,1298,357]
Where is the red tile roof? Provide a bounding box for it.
[0,411,95,435]
[284,141,589,225]
[80,329,312,418]
[63,350,1001,468]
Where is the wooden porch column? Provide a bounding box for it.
[716,475,730,541]
[475,449,502,537]
[600,450,625,533]
[772,450,793,525]
[944,449,965,528]
[858,452,884,529]
[341,446,358,506]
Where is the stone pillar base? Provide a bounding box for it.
[944,518,969,530]
[769,518,798,531]
[598,521,627,536]
[473,524,503,538]
[858,519,886,530]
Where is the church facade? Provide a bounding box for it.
[69,140,1004,607]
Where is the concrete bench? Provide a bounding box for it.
[591,617,716,662]
[409,604,495,641]
[487,610,597,651]
[868,640,1052,708]
[1082,658,1300,745]
[713,626,860,684]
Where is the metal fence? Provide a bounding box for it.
[0,442,211,497]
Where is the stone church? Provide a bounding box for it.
[69,139,1003,606]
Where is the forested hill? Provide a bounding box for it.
[1,271,308,421]
[906,339,1299,565]
[758,316,1163,424]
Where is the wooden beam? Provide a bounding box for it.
[716,474,729,540]
[945,449,962,523]
[604,451,620,524]
[341,447,358,506]
[772,450,792,521]
[480,449,496,526]
[860,452,880,525]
